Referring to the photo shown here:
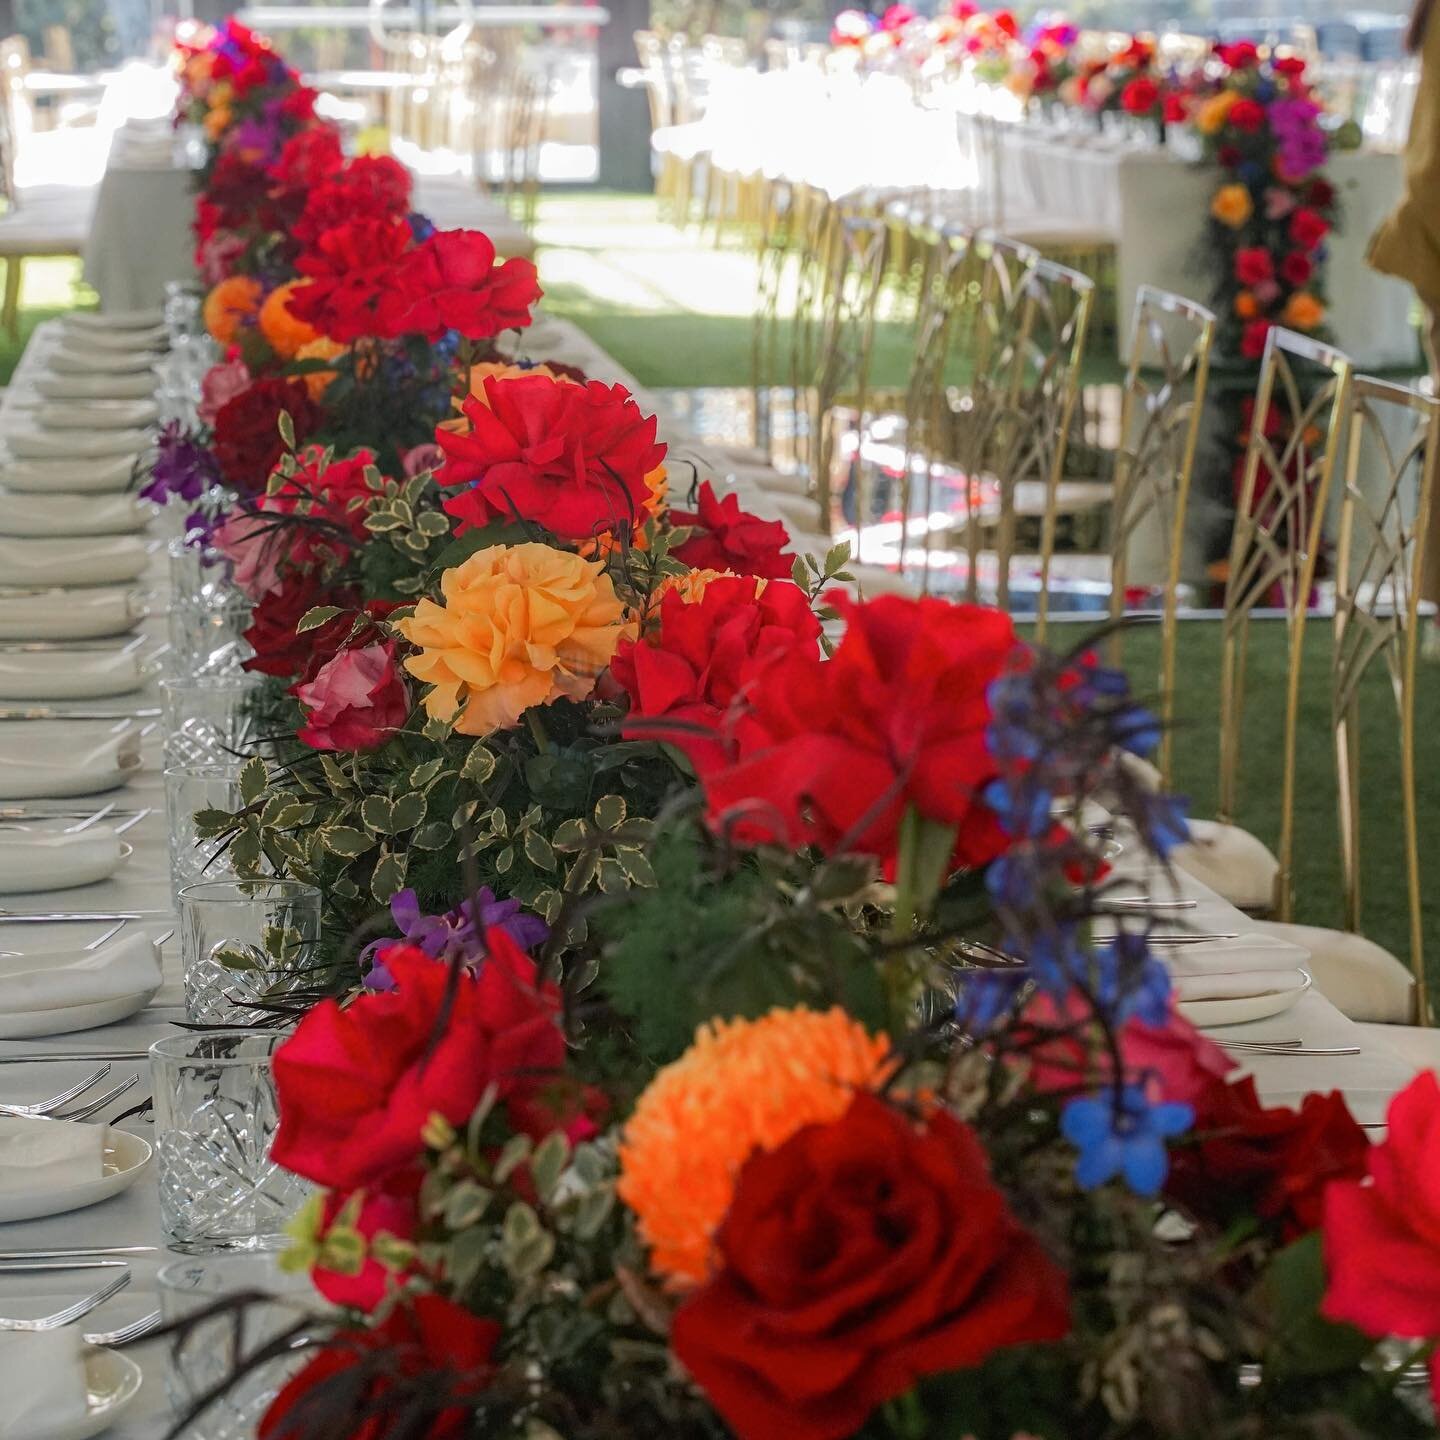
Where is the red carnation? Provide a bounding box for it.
[671,1094,1069,1440]
[296,216,413,281]
[260,1294,500,1440]
[670,480,794,580]
[612,576,820,768]
[1279,250,1314,287]
[438,374,665,542]
[1234,246,1274,286]
[272,936,565,1192]
[1166,1074,1367,1239]
[293,155,413,247]
[1120,76,1161,117]
[389,230,541,341]
[1228,98,1267,133]
[309,1170,421,1313]
[1289,206,1330,252]
[211,377,320,493]
[697,592,1018,870]
[1216,40,1259,68]
[1240,319,1273,360]
[272,127,343,189]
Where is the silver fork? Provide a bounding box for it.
[83,1309,161,1347]
[0,1065,114,1115]
[0,1072,139,1122]
[0,1270,131,1330]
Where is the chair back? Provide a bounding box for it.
[1109,285,1216,784]
[1332,374,1440,1018]
[1219,326,1353,918]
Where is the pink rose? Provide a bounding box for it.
[198,231,248,286]
[1252,278,1281,307]
[401,441,444,478]
[198,356,253,426]
[295,641,409,752]
[211,505,284,601]
[1264,187,1297,221]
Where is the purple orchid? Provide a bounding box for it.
[142,420,222,506]
[360,886,549,991]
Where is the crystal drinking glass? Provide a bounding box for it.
[150,1032,309,1253]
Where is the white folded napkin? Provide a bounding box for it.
[0,587,142,642]
[46,346,157,376]
[76,324,167,353]
[0,1328,90,1437]
[0,494,149,539]
[6,427,151,460]
[0,1115,105,1193]
[35,400,159,432]
[0,827,128,893]
[1154,932,1313,974]
[0,932,162,1010]
[0,537,150,588]
[0,648,144,701]
[0,720,144,799]
[2,455,138,494]
[1172,968,1310,1005]
[63,307,162,333]
[33,371,158,401]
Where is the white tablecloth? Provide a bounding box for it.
[82,149,196,314]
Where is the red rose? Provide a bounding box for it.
[212,377,320,493]
[1274,55,1307,77]
[1234,246,1274,286]
[438,375,666,542]
[1166,1075,1367,1239]
[1228,98,1266,133]
[994,8,1019,38]
[1216,40,1259,68]
[698,592,1017,870]
[260,1294,499,1440]
[242,576,359,681]
[271,937,565,1191]
[1120,76,1161,117]
[389,230,542,341]
[1307,177,1336,209]
[296,641,410,752]
[1240,319,1273,360]
[612,576,820,767]
[671,1094,1069,1440]
[1323,1071,1440,1340]
[670,480,794,580]
[1279,250,1314,287]
[1289,206,1330,252]
[1162,92,1189,124]
[272,127,343,189]
[310,1170,421,1312]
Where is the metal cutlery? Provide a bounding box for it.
[0,1065,118,1115]
[0,1072,140,1122]
[0,912,160,923]
[0,1270,131,1331]
[0,707,161,721]
[0,1260,129,1274]
[0,1051,155,1064]
[83,1309,162,1348]
[0,807,148,821]
[1218,1041,1362,1056]
[0,918,126,958]
[1132,933,1240,946]
[1099,897,1199,911]
[0,1247,156,1261]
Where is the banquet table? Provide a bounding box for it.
[0,304,1425,1436]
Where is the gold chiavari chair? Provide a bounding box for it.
[751,176,796,460]
[786,184,841,487]
[1107,286,1216,786]
[1218,327,1354,922]
[1251,374,1438,1030]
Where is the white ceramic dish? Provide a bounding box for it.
[21,1348,147,1440]
[0,838,135,896]
[1177,969,1313,1029]
[0,1129,151,1224]
[0,983,158,1041]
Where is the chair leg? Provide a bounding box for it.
[3,257,22,339]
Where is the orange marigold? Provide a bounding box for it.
[203,276,263,345]
[259,281,320,360]
[1234,290,1259,320]
[292,336,346,400]
[617,1006,893,1287]
[1210,183,1253,230]
[1281,290,1326,331]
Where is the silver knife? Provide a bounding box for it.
[0,708,161,721]
[0,912,156,923]
[0,1247,157,1260]
[0,1259,130,1273]
[0,1052,154,1064]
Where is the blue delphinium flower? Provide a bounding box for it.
[1061,1085,1193,1196]
[1093,930,1171,1027]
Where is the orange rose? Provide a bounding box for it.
[292,337,346,400]
[1234,290,1259,320]
[396,542,631,736]
[259,282,320,361]
[1281,291,1325,331]
[461,361,572,408]
[654,567,745,606]
[203,276,263,345]
[1211,183,1253,229]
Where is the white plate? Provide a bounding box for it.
[55,1348,145,1440]
[0,1129,151,1224]
[0,983,157,1041]
[1177,969,1313,1028]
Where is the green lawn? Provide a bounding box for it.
[0,257,97,384]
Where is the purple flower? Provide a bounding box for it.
[360,886,548,990]
[142,421,221,506]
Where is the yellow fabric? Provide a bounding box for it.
[1370,11,1440,308]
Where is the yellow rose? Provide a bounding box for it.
[654,567,744,605]
[1281,291,1326,331]
[1210,183,1253,228]
[397,542,631,736]
[1197,90,1238,136]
